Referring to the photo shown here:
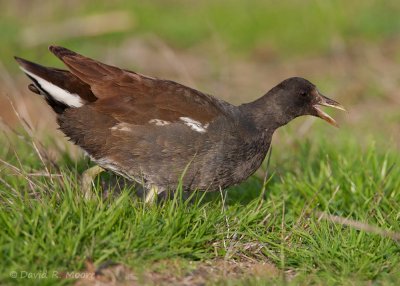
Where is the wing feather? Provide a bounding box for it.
[49,45,227,125]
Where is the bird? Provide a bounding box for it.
[15,46,345,202]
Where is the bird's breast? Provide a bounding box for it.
[193,130,272,190]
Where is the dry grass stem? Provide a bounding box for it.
[317,212,400,241]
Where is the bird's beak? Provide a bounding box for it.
[312,91,345,127]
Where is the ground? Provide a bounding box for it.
[0,1,400,285]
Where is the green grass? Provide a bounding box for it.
[0,131,399,285]
[1,0,400,284]
[2,0,400,71]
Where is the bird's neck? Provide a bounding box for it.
[239,93,293,132]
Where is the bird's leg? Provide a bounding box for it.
[144,185,161,204]
[81,165,105,199]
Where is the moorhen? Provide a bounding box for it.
[15,46,345,202]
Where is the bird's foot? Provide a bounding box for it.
[144,185,162,204]
[81,165,105,199]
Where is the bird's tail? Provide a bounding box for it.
[14,57,96,114]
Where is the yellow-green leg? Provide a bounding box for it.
[144,185,160,204]
[81,165,105,199]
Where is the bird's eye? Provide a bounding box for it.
[300,91,307,97]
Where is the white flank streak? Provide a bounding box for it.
[111,122,133,132]
[149,119,170,126]
[20,67,84,107]
[96,158,120,173]
[179,117,208,133]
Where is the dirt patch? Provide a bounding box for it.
[71,258,286,286]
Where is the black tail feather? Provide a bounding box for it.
[24,72,69,114]
[15,56,97,114]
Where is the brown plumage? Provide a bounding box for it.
[15,46,344,195]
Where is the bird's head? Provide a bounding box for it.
[268,77,345,127]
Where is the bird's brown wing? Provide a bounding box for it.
[49,45,225,125]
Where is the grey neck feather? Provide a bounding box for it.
[239,91,295,132]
